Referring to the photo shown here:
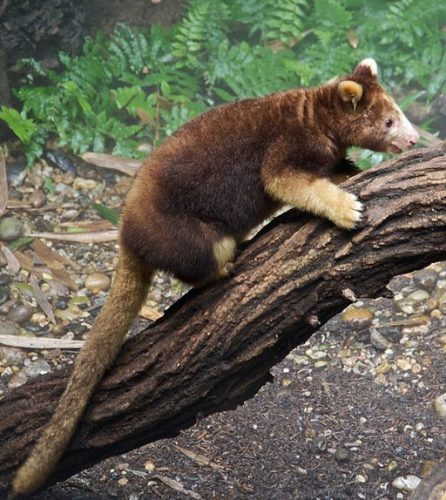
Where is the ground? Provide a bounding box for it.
[0,153,445,499]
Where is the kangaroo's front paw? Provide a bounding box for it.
[333,192,364,230]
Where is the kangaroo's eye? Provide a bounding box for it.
[385,118,394,128]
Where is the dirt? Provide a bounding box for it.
[36,279,446,500]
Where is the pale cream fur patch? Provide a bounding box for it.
[213,236,236,276]
[265,173,363,229]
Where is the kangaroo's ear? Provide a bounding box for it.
[353,57,378,80]
[338,80,363,110]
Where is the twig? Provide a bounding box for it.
[28,230,119,243]
[0,335,84,349]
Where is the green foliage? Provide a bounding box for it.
[92,203,120,226]
[0,0,445,167]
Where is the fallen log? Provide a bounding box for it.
[1,144,446,494]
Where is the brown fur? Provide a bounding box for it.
[12,60,413,497]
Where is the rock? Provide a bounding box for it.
[392,475,422,491]
[6,158,27,187]
[0,346,26,365]
[45,149,77,173]
[73,177,97,190]
[7,303,34,324]
[413,268,438,291]
[28,190,47,208]
[0,216,24,241]
[24,359,52,378]
[144,461,156,472]
[85,272,111,293]
[396,358,412,371]
[0,285,9,305]
[60,209,80,221]
[370,329,392,350]
[8,371,28,388]
[397,289,430,315]
[406,290,430,302]
[341,306,374,326]
[434,393,446,419]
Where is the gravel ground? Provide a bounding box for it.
[0,155,445,499]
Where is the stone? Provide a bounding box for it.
[0,346,26,365]
[0,216,24,241]
[73,177,97,190]
[28,190,47,208]
[8,371,28,389]
[7,303,34,324]
[434,393,446,419]
[24,359,52,378]
[85,272,111,293]
[370,329,392,350]
[413,268,438,291]
[0,285,9,305]
[396,358,412,371]
[392,475,421,491]
[341,306,374,326]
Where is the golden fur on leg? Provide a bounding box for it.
[263,170,363,229]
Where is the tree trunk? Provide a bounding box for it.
[1,144,446,494]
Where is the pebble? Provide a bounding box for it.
[144,460,156,472]
[85,272,111,293]
[7,303,34,324]
[396,358,412,371]
[0,285,10,305]
[45,149,77,173]
[434,393,446,419]
[24,359,52,378]
[341,306,374,326]
[28,190,47,208]
[73,177,97,190]
[8,371,28,388]
[392,475,421,491]
[0,346,26,365]
[413,268,438,291]
[0,216,24,241]
[60,209,80,221]
[370,329,392,350]
[6,159,27,186]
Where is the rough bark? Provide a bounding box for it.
[1,144,446,494]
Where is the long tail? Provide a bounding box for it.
[11,246,152,497]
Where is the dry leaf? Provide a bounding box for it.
[0,335,84,349]
[0,147,7,216]
[14,250,38,272]
[81,152,141,176]
[348,29,359,49]
[1,244,20,273]
[30,273,56,324]
[32,239,78,289]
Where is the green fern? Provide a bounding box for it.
[0,0,444,168]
